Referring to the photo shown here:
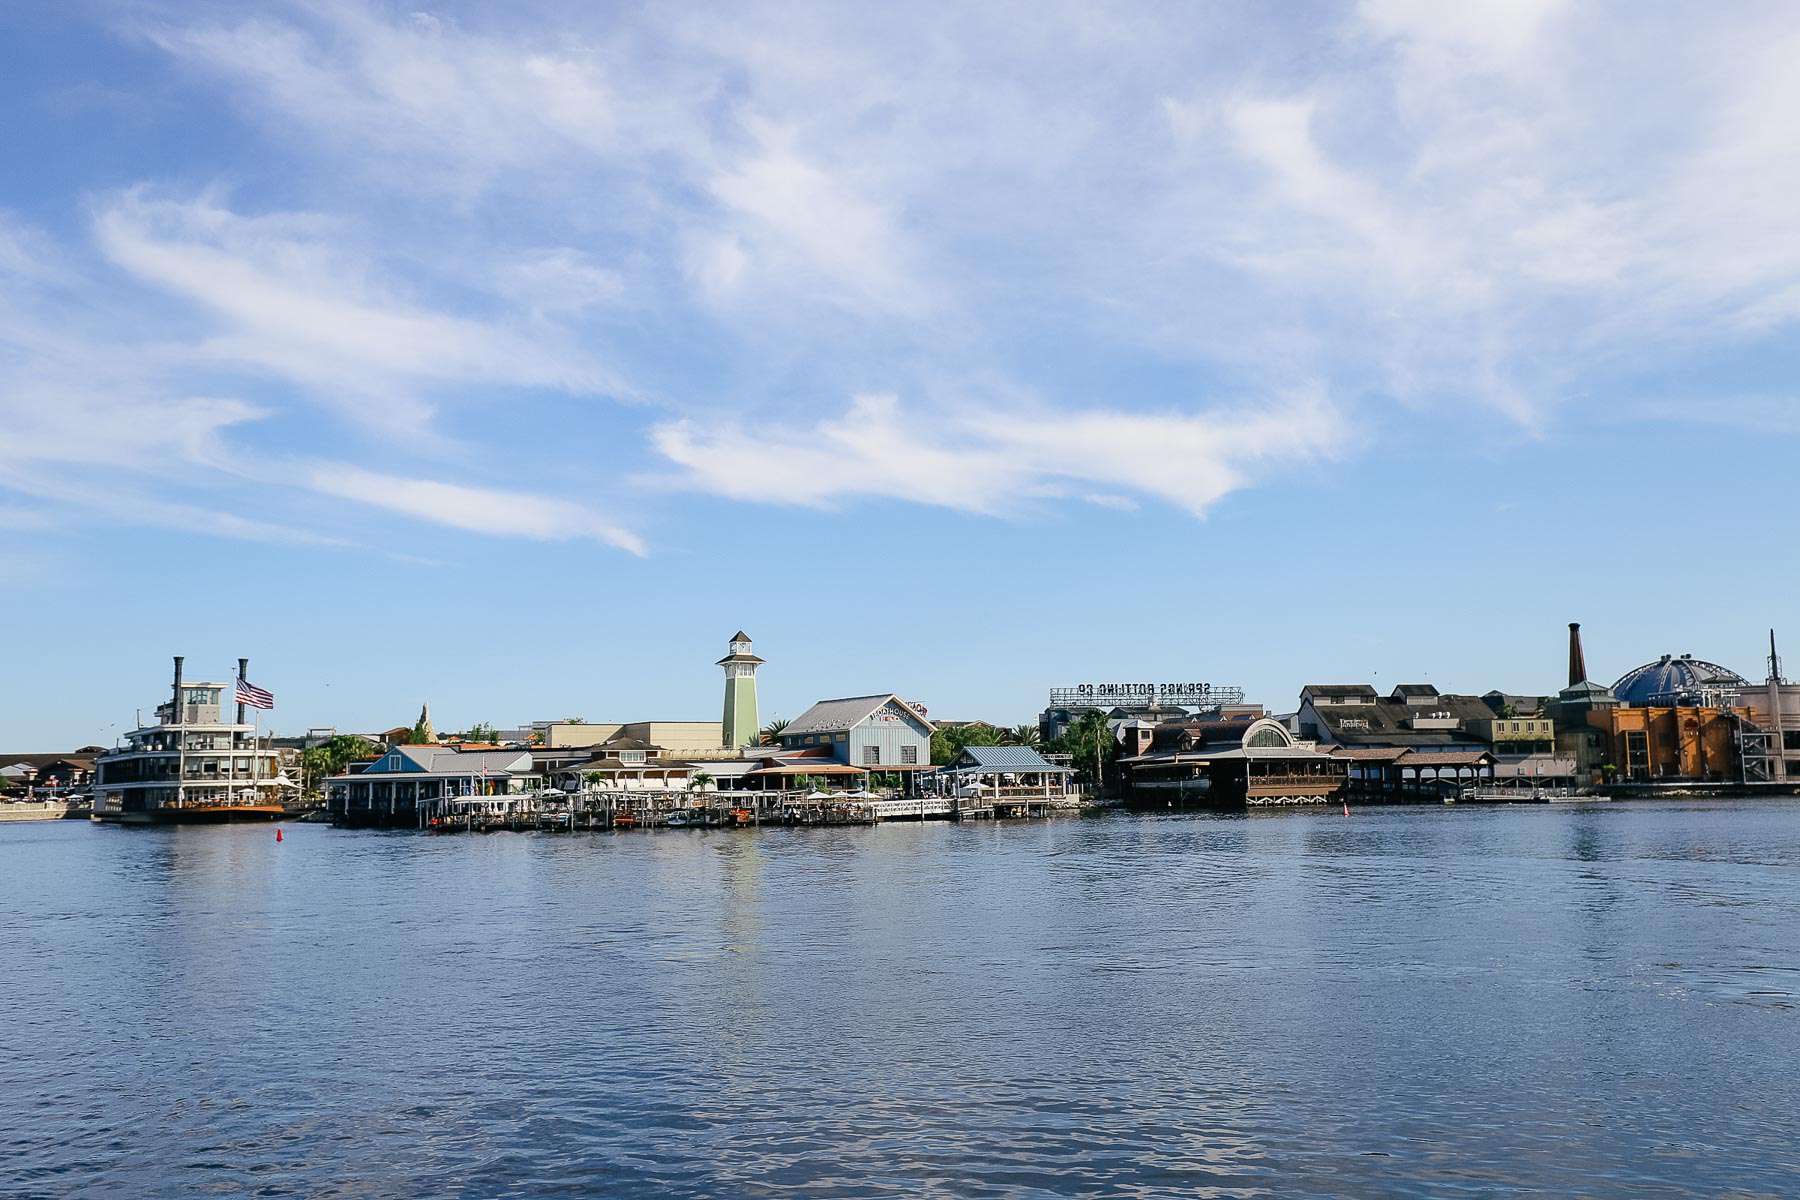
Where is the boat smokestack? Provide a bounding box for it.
[171,655,184,722]
[237,657,249,724]
[1568,623,1587,687]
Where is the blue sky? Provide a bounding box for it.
[2,1,1797,747]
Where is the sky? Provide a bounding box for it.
[2,0,1798,748]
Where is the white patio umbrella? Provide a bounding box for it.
[803,789,834,800]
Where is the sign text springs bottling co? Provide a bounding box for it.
[1048,683,1219,706]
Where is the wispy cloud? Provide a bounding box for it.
[702,119,924,315]
[307,464,645,555]
[0,201,642,554]
[139,7,620,190]
[93,188,619,433]
[7,0,1799,556]
[654,389,1344,517]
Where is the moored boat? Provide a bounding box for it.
[92,657,298,825]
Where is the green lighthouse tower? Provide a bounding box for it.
[718,631,764,750]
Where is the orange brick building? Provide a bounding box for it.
[1589,705,1745,783]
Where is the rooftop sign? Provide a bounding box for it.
[1047,683,1243,708]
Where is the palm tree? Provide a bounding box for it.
[1010,723,1043,748]
[759,717,790,745]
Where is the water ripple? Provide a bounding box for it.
[2,801,1799,1196]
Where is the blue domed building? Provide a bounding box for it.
[1612,653,1749,707]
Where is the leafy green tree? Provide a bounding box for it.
[301,735,383,798]
[688,770,715,793]
[759,718,790,745]
[1047,711,1117,794]
[1009,723,1043,748]
[464,722,500,743]
[930,721,1006,765]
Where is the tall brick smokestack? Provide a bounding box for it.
[1568,623,1587,687]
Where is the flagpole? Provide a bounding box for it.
[252,691,261,805]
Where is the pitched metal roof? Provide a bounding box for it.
[1306,694,1498,746]
[1395,750,1495,767]
[385,746,535,774]
[1300,684,1380,699]
[0,753,96,769]
[784,694,933,736]
[954,745,1069,772]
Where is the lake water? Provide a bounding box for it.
[4,801,1799,1197]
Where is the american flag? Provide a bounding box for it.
[235,677,275,710]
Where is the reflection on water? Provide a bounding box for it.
[4,800,1800,1197]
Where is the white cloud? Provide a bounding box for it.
[18,0,1800,551]
[1360,0,1565,63]
[93,189,616,432]
[497,248,625,314]
[141,8,618,190]
[0,205,638,553]
[654,389,1344,518]
[704,120,923,314]
[307,465,645,555]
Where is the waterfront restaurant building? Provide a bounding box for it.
[1294,683,1501,798]
[1119,714,1347,808]
[327,745,539,826]
[777,694,935,772]
[931,745,1075,805]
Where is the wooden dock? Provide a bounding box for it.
[413,785,1088,834]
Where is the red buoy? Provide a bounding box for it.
[275,828,284,842]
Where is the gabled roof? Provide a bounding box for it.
[597,736,660,752]
[952,745,1069,772]
[1300,684,1379,701]
[364,746,535,775]
[0,753,95,769]
[1390,683,1439,698]
[1304,693,1498,746]
[784,694,934,736]
[1395,749,1495,767]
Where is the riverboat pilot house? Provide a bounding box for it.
[1119,714,1347,807]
